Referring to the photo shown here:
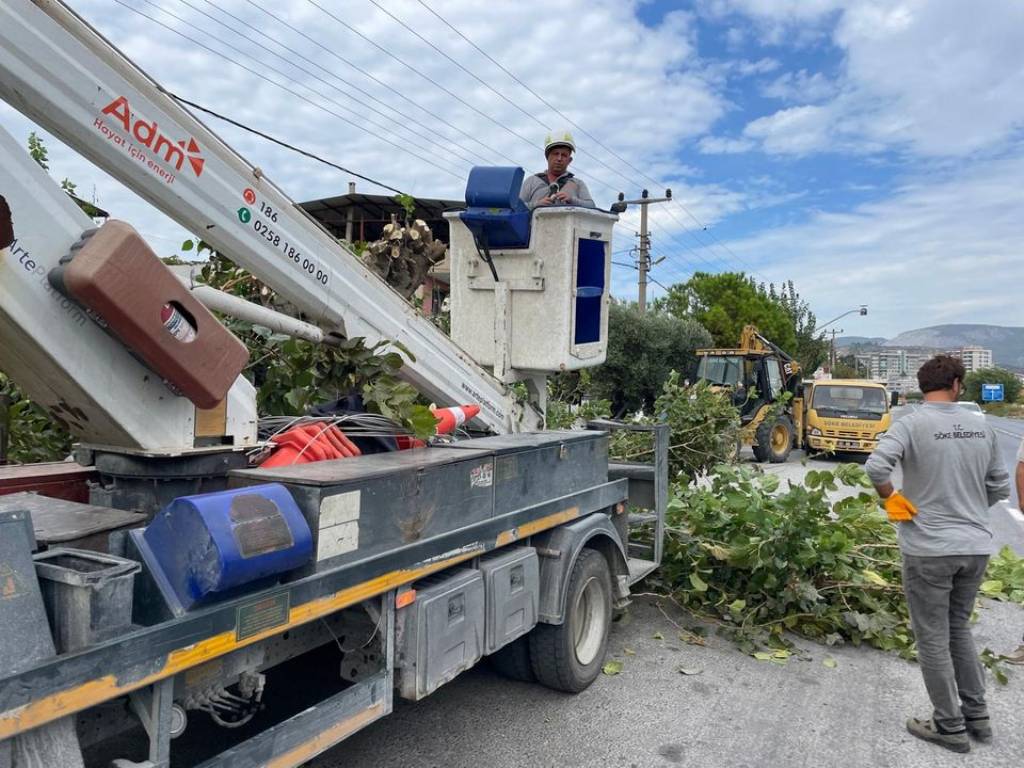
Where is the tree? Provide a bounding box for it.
[962,368,1022,405]
[586,303,712,415]
[658,272,797,355]
[833,354,864,379]
[765,281,829,373]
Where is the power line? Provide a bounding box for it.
[242,0,519,166]
[412,0,762,279]
[113,0,465,180]
[167,94,404,194]
[366,0,546,131]
[413,0,657,186]
[302,0,544,155]
[307,0,644,200]
[170,0,481,168]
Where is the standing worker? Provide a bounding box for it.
[865,354,1009,753]
[518,131,596,210]
[1009,439,1024,664]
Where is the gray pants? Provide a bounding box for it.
[902,554,989,731]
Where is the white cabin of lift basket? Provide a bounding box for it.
[445,167,615,376]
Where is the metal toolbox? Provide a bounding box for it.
[479,547,539,654]
[447,430,608,515]
[230,447,495,576]
[398,568,484,701]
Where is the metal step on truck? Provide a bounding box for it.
[0,3,670,766]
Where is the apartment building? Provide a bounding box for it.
[950,346,993,373]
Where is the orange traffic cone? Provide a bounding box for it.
[430,404,480,435]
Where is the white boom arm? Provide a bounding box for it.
[0,124,259,453]
[0,0,536,436]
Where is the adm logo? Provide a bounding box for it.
[101,96,205,177]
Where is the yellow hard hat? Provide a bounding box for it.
[544,130,575,155]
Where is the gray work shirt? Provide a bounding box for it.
[865,402,1010,556]
[519,172,595,211]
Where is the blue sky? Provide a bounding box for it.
[3,0,1023,339]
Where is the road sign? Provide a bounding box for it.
[982,383,1004,402]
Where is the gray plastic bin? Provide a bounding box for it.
[34,547,141,653]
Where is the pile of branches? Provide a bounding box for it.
[654,461,1024,673]
[362,215,446,299]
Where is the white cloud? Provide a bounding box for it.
[835,0,1024,156]
[743,105,833,155]
[726,153,1024,335]
[1,0,728,259]
[761,69,837,103]
[733,57,781,76]
[697,135,755,154]
[731,0,1024,159]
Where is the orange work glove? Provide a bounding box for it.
[881,491,918,522]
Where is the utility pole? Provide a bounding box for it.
[829,328,843,373]
[621,189,672,312]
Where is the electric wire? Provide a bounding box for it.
[166,94,404,194]
[297,0,638,204]
[167,0,482,168]
[113,0,466,180]
[366,0,547,130]
[413,0,766,280]
[302,0,544,153]
[363,0,668,198]
[133,0,468,175]
[244,0,520,166]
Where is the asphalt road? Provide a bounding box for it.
[310,596,1024,768]
[305,439,1024,768]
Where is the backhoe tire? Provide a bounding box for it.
[529,548,612,693]
[489,634,535,683]
[754,416,794,463]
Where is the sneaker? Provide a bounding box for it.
[905,717,970,753]
[965,716,992,743]
[1004,644,1024,665]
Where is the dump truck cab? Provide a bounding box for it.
[802,379,895,455]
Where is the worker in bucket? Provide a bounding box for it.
[519,131,596,210]
[865,354,1009,753]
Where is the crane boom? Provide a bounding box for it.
[0,0,536,434]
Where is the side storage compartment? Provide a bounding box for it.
[480,547,539,654]
[397,569,484,701]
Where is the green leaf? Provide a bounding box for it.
[677,666,703,676]
[979,580,1004,598]
[623,647,636,656]
[752,652,772,661]
[652,632,664,641]
[862,570,889,587]
[180,239,194,252]
[689,572,709,592]
[602,661,623,676]
[822,658,838,669]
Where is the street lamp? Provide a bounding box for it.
[820,305,868,331]
[818,306,867,374]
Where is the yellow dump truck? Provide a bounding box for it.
[802,378,895,455]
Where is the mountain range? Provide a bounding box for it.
[836,324,1024,370]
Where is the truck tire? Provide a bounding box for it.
[488,635,535,683]
[529,548,612,693]
[753,416,794,463]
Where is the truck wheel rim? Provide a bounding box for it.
[771,425,788,451]
[572,575,607,666]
